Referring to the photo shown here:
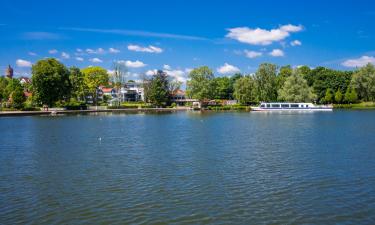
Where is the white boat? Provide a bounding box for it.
[252,102,333,111]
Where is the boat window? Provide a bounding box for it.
[290,104,299,108]
[261,104,265,108]
[306,105,309,108]
[267,104,271,108]
[271,104,280,108]
[281,104,289,108]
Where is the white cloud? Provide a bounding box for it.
[342,56,375,67]
[28,52,37,56]
[290,40,302,46]
[75,57,84,61]
[146,69,157,76]
[226,24,303,45]
[89,58,103,63]
[61,52,70,59]
[165,69,189,83]
[16,59,32,67]
[109,47,120,53]
[217,63,240,74]
[76,48,83,52]
[244,50,262,58]
[86,48,105,54]
[127,45,163,53]
[118,60,146,68]
[163,64,171,70]
[269,49,284,57]
[49,49,58,54]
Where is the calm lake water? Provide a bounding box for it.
[1,111,375,224]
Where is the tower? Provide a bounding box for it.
[5,65,13,79]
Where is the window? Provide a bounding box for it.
[281,104,289,108]
[267,104,271,108]
[291,104,299,108]
[261,104,265,108]
[306,105,309,108]
[271,104,280,108]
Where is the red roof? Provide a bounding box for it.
[101,87,114,93]
[171,89,185,96]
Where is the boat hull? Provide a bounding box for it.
[252,107,333,112]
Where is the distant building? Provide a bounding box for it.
[19,77,31,84]
[121,82,144,102]
[5,65,14,79]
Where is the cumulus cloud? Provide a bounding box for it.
[342,56,375,67]
[217,63,240,74]
[61,52,70,59]
[244,50,262,58]
[269,49,284,57]
[49,49,58,54]
[86,48,105,54]
[226,24,303,45]
[118,60,146,68]
[145,69,157,76]
[163,64,171,70]
[127,45,163,53]
[109,47,120,53]
[89,58,103,63]
[16,59,32,67]
[75,57,84,61]
[290,40,302,46]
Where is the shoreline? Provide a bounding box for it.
[0,108,189,117]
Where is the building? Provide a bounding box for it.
[5,65,14,78]
[121,82,144,102]
[19,77,31,85]
[170,89,197,106]
[101,87,117,98]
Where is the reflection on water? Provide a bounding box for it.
[1,111,375,224]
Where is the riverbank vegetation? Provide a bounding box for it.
[1,58,375,111]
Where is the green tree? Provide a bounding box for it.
[277,65,293,89]
[186,66,215,100]
[278,73,315,102]
[213,76,232,99]
[344,88,358,103]
[350,63,375,101]
[32,58,71,106]
[69,67,86,101]
[144,70,170,106]
[254,63,278,101]
[334,89,343,103]
[233,76,257,104]
[0,77,8,103]
[324,88,333,103]
[81,66,109,104]
[9,86,26,109]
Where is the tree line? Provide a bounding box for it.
[186,63,375,104]
[1,58,375,110]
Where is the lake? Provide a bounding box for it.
[1,110,375,224]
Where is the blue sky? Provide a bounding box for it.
[1,0,375,81]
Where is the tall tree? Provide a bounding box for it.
[111,61,128,97]
[324,88,333,103]
[350,63,375,101]
[335,89,343,103]
[186,66,215,100]
[344,88,358,103]
[144,70,170,106]
[32,58,71,106]
[69,67,86,101]
[278,73,315,102]
[213,76,232,99]
[277,65,293,89]
[254,63,278,101]
[233,76,257,104]
[81,66,109,104]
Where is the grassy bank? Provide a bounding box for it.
[334,102,375,109]
[205,105,250,111]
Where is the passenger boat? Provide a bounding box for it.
[252,102,333,111]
